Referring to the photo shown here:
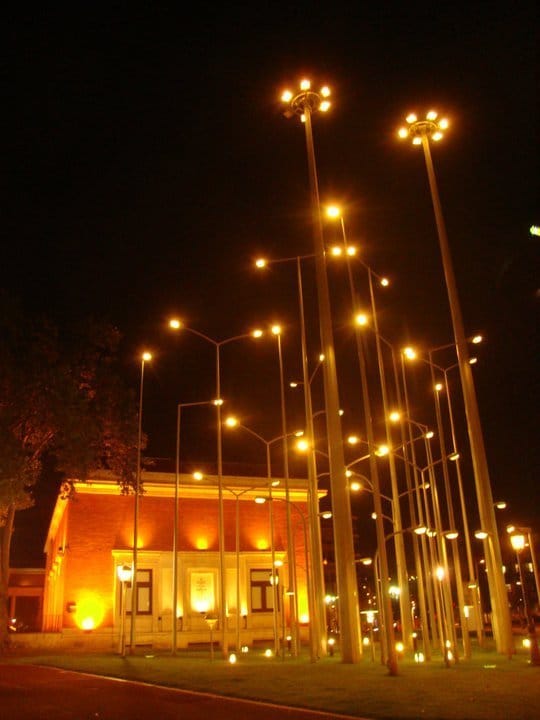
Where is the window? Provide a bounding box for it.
[250,569,277,613]
[126,569,153,616]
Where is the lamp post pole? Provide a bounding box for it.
[272,326,298,656]
[173,400,214,655]
[255,253,326,659]
[281,79,361,663]
[398,113,513,656]
[329,210,395,672]
[130,351,151,654]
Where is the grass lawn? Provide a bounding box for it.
[5,645,540,719]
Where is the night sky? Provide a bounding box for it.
[5,4,538,566]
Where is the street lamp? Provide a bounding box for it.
[281,79,361,663]
[169,319,263,657]
[117,563,133,657]
[255,253,327,659]
[130,350,152,654]
[398,110,513,657]
[326,204,410,662]
[509,532,540,665]
[172,399,217,655]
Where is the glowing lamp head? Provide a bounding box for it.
[398,127,408,139]
[403,346,416,360]
[252,329,263,338]
[510,534,526,552]
[271,325,281,336]
[255,258,267,268]
[169,318,182,329]
[426,110,438,121]
[406,113,418,124]
[224,416,238,428]
[389,411,401,423]
[355,313,368,327]
[193,471,204,481]
[320,100,331,112]
[142,352,152,362]
[320,86,331,98]
[300,79,311,91]
[326,205,341,219]
[281,90,293,103]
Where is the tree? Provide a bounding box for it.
[0,295,140,651]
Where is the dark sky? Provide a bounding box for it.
[5,4,538,565]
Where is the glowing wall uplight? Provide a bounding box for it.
[195,537,209,550]
[74,593,106,630]
[256,538,269,550]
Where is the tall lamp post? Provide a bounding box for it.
[398,111,513,656]
[130,350,152,654]
[281,78,362,663]
[255,254,326,658]
[509,532,540,665]
[172,399,216,655]
[169,319,263,656]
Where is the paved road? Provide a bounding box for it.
[0,664,359,719]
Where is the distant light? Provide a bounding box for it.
[142,352,152,362]
[326,205,341,218]
[445,531,459,540]
[472,334,483,344]
[228,653,237,664]
[330,245,343,256]
[296,438,310,453]
[434,383,443,392]
[252,329,263,338]
[350,481,362,492]
[264,648,273,658]
[254,496,266,505]
[375,445,389,457]
[193,471,204,481]
[319,353,325,362]
[169,318,182,329]
[271,325,281,335]
[347,246,357,256]
[225,416,238,428]
[469,357,478,365]
[435,567,445,581]
[530,225,540,236]
[213,398,224,406]
[494,501,507,510]
[389,411,401,423]
[321,511,332,520]
[449,452,459,461]
[425,431,434,439]
[255,258,267,268]
[475,530,488,540]
[380,277,390,287]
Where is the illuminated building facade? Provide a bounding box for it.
[42,470,313,651]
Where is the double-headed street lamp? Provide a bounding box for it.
[169,319,263,656]
[281,79,362,664]
[397,111,513,656]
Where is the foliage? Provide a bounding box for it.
[0,294,140,651]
